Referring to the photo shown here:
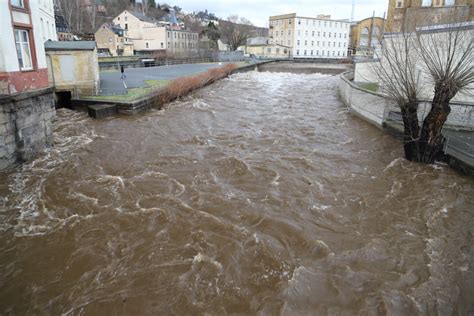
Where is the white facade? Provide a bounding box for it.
[270,14,351,59]
[35,0,57,42]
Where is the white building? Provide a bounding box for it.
[37,0,57,42]
[269,13,351,59]
[0,0,53,94]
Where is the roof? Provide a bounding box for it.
[44,41,96,51]
[55,14,70,30]
[127,10,157,23]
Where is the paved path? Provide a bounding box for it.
[99,63,226,95]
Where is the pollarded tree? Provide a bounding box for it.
[373,20,473,163]
[414,23,474,163]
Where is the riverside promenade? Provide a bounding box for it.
[99,63,229,96]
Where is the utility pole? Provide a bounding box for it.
[351,0,355,22]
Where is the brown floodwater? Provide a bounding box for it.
[0,71,473,315]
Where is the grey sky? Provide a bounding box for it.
[175,0,389,27]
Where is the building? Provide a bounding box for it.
[38,0,57,42]
[269,13,351,59]
[1,0,56,170]
[350,17,386,57]
[386,0,474,32]
[95,23,134,57]
[112,10,198,55]
[0,0,53,94]
[246,44,290,58]
[44,41,100,96]
[55,14,74,41]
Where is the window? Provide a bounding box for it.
[125,23,128,30]
[296,50,300,55]
[161,42,163,48]
[318,31,320,36]
[298,30,301,36]
[304,50,307,55]
[11,0,25,8]
[305,30,308,36]
[312,31,315,36]
[323,32,326,37]
[311,50,313,55]
[289,19,292,24]
[125,16,128,21]
[281,30,283,35]
[146,42,149,48]
[311,41,314,46]
[445,0,454,4]
[304,40,307,45]
[422,0,431,6]
[288,30,291,35]
[297,40,300,45]
[396,0,404,7]
[276,48,280,54]
[288,40,290,45]
[267,47,272,53]
[298,20,301,25]
[14,29,32,70]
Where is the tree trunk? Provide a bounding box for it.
[418,85,454,164]
[400,101,420,161]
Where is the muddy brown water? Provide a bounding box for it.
[0,71,473,315]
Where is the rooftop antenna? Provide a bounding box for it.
[351,0,355,22]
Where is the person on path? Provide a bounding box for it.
[120,65,126,79]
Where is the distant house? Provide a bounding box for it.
[44,41,99,96]
[112,10,198,55]
[95,23,134,57]
[55,14,73,41]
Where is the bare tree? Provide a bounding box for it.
[373,19,473,163]
[372,31,422,161]
[220,15,253,51]
[414,23,474,163]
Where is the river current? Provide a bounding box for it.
[0,71,473,314]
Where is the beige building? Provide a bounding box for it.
[112,10,198,55]
[95,23,134,57]
[386,0,474,32]
[45,41,100,96]
[246,44,290,58]
[350,17,386,57]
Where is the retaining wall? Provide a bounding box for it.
[339,71,474,131]
[0,88,55,170]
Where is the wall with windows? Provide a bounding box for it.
[0,0,49,95]
[293,17,350,59]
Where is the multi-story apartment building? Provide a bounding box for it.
[0,0,54,94]
[95,23,134,56]
[112,10,198,55]
[269,13,351,59]
[387,0,474,32]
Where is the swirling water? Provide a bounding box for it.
[0,71,473,314]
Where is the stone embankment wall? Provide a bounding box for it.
[339,71,474,130]
[0,88,55,170]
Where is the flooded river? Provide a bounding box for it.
[0,71,473,314]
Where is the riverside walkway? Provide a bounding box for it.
[99,63,230,95]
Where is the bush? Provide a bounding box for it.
[156,63,237,106]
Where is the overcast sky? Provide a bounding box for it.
[175,0,389,27]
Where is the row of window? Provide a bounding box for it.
[396,0,455,7]
[272,30,347,39]
[271,19,349,29]
[296,50,346,57]
[144,42,197,49]
[266,48,288,54]
[167,32,198,40]
[296,40,347,48]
